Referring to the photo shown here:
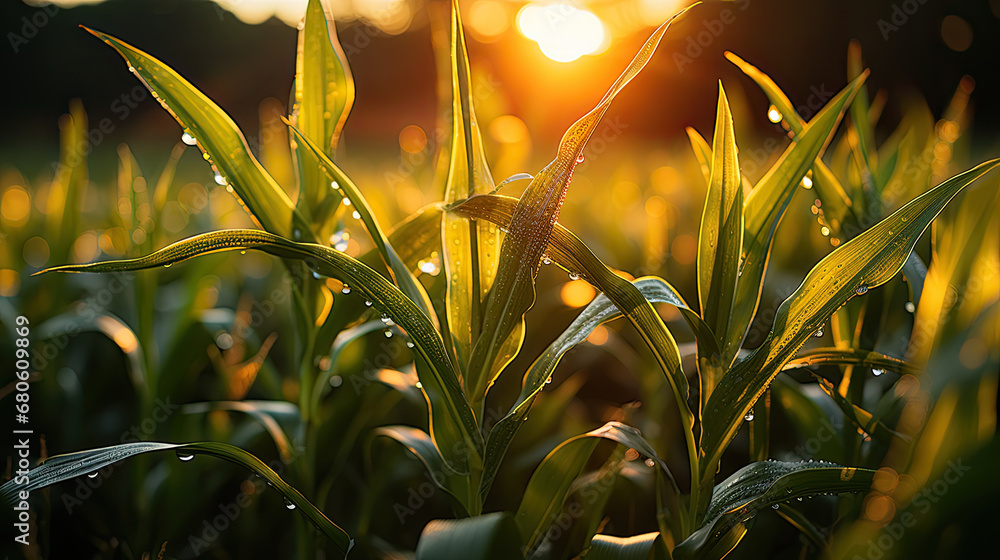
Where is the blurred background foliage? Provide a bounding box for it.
[1,0,998,559]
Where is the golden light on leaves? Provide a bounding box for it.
[561,279,596,307]
[517,3,608,62]
[97,316,139,354]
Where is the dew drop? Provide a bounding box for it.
[87,471,100,479]
[383,329,393,338]
[330,181,340,190]
[542,255,552,265]
[128,66,136,73]
[575,154,585,164]
[406,341,415,349]
[568,272,580,281]
[176,452,195,462]
[341,285,351,294]
[801,175,813,189]
[771,503,779,510]
[872,368,885,377]
[767,105,782,123]
[744,412,755,421]
[284,497,297,510]
[855,285,869,295]
[644,458,656,468]
[904,301,915,313]
[343,198,351,206]
[364,300,372,307]
[329,375,343,388]
[813,326,824,338]
[415,381,423,389]
[797,497,803,502]
[181,132,197,145]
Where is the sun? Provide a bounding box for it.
[517,2,609,63]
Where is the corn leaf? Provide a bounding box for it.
[697,85,743,382]
[287,123,438,327]
[373,425,475,516]
[700,159,1000,479]
[436,0,505,380]
[584,533,667,560]
[180,401,298,463]
[292,0,354,214]
[516,422,671,555]
[415,511,523,560]
[38,229,483,475]
[464,6,693,414]
[724,51,856,236]
[782,347,919,376]
[675,461,875,560]
[726,74,865,367]
[0,441,353,557]
[83,27,308,240]
[35,311,146,392]
[480,277,688,502]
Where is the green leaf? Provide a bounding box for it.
[180,400,299,463]
[464,5,694,414]
[724,51,857,242]
[0,441,353,557]
[698,84,743,387]
[35,311,146,393]
[436,0,505,379]
[415,512,524,560]
[38,229,483,476]
[83,27,308,240]
[479,277,688,502]
[726,73,866,367]
[291,0,354,214]
[686,126,712,188]
[516,422,671,555]
[675,461,875,560]
[373,425,475,516]
[782,347,919,376]
[286,123,439,327]
[584,533,666,560]
[452,193,710,513]
[700,159,1000,480]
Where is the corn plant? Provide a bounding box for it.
[3,1,998,559]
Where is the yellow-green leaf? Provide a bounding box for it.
[698,84,743,383]
[83,27,308,240]
[700,159,1000,480]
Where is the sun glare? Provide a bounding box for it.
[517,3,608,63]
